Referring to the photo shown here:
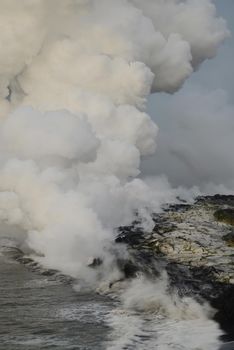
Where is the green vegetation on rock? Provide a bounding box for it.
[214,209,234,226]
[223,232,234,247]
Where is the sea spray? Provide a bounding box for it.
[105,274,223,350]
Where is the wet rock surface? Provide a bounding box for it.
[6,194,234,347]
[116,195,234,342]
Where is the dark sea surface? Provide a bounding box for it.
[0,240,233,350]
[0,252,116,350]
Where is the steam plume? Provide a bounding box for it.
[0,0,229,283]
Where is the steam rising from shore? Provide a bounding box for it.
[106,275,222,350]
[0,0,229,283]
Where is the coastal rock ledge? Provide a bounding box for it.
[116,195,234,342]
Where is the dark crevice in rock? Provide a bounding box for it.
[115,195,234,341]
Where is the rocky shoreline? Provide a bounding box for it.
[7,194,234,347]
[116,195,234,342]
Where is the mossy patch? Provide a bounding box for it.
[223,232,234,247]
[214,208,234,226]
[226,240,234,248]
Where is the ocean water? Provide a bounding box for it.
[0,239,232,350]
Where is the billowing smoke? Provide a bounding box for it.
[0,0,229,283]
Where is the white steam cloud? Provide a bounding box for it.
[0,0,229,283]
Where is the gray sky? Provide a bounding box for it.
[190,0,234,100]
[145,0,234,189]
[148,0,234,114]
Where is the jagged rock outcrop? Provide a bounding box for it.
[116,195,234,341]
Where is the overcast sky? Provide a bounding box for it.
[189,0,234,99]
[145,0,234,189]
[148,0,234,115]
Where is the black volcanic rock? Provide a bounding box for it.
[116,195,234,341]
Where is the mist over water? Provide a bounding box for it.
[0,1,231,349]
[0,243,223,350]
